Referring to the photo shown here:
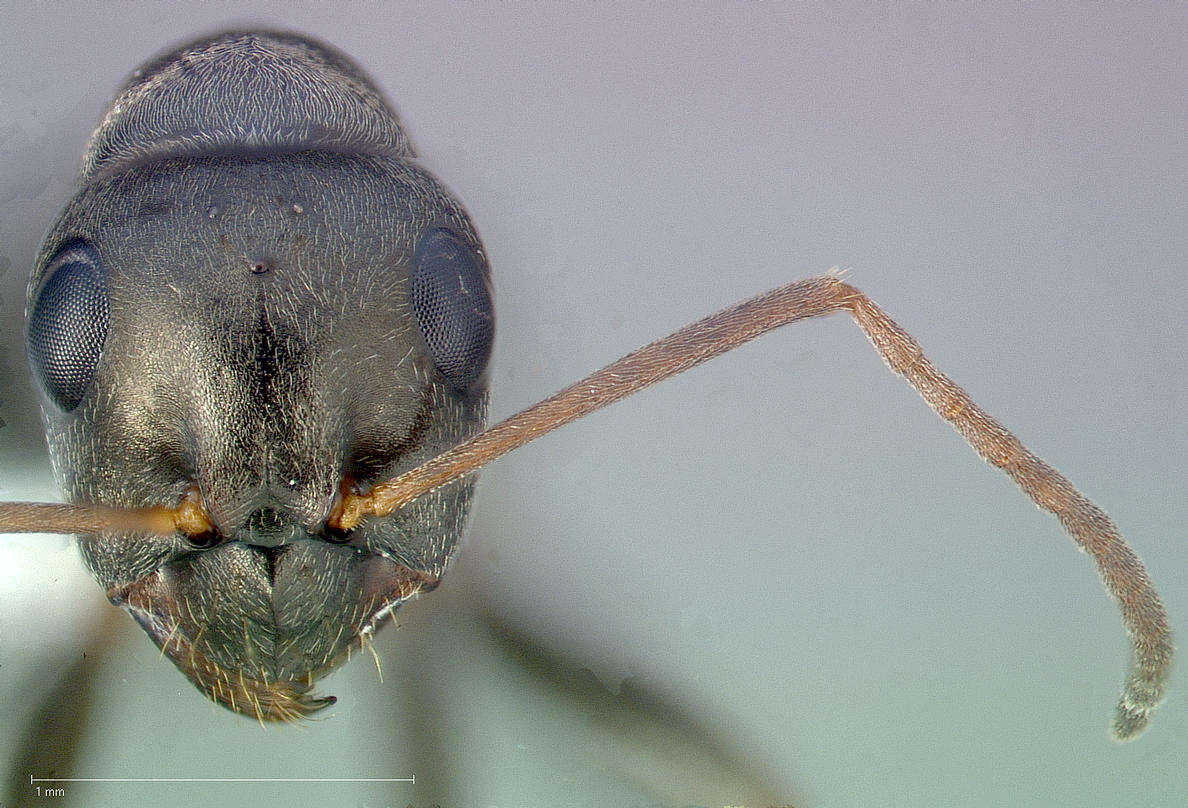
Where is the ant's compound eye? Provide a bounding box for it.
[411,227,494,392]
[27,241,109,412]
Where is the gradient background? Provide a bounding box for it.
[1,3,1184,806]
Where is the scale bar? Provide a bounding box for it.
[31,776,415,783]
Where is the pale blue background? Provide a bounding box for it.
[1,3,1185,806]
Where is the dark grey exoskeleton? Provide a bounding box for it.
[25,31,494,719]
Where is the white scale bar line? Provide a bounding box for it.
[31,776,415,783]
